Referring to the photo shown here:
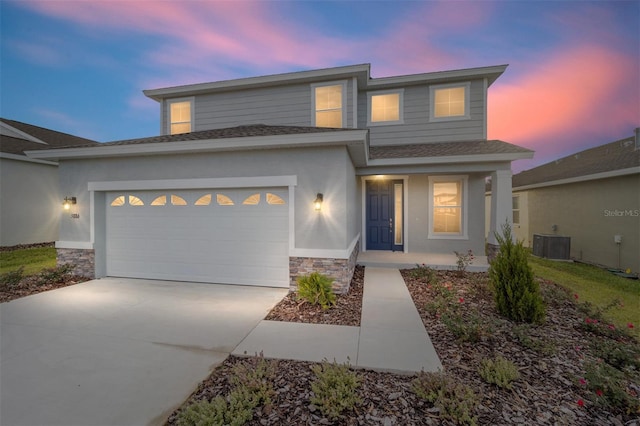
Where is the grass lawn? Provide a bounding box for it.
[529,255,640,339]
[0,247,57,276]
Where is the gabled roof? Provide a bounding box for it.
[0,118,98,156]
[371,140,532,159]
[144,63,508,101]
[512,135,640,189]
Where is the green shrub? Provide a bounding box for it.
[490,222,545,324]
[176,357,277,426]
[297,272,336,310]
[453,249,474,277]
[442,312,487,343]
[36,263,74,285]
[583,361,640,413]
[1,266,24,289]
[512,325,556,356]
[310,360,361,420]
[411,263,436,282]
[412,371,478,425]
[590,338,640,371]
[478,356,520,389]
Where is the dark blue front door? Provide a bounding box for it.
[366,180,403,251]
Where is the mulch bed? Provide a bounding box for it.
[264,265,364,327]
[166,266,640,425]
[0,274,89,303]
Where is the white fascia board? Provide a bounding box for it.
[513,166,640,191]
[0,121,48,145]
[366,65,508,89]
[367,151,534,167]
[25,130,369,161]
[144,64,371,101]
[0,152,58,166]
[357,161,512,176]
[88,175,297,192]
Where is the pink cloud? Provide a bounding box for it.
[488,44,639,162]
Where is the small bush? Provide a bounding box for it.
[310,360,361,420]
[590,338,640,371]
[442,312,487,344]
[412,371,478,425]
[490,222,545,324]
[297,272,336,310]
[583,360,640,413]
[1,266,24,289]
[512,325,556,356]
[176,357,277,426]
[478,356,520,389]
[453,249,474,276]
[411,263,436,282]
[36,264,74,286]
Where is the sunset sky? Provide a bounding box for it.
[1,0,638,172]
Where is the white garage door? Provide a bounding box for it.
[106,188,289,287]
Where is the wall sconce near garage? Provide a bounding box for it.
[314,193,323,211]
[63,197,76,211]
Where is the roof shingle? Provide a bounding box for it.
[370,140,533,159]
[0,118,98,155]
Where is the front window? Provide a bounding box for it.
[368,90,403,125]
[429,176,468,238]
[512,195,520,225]
[168,98,193,134]
[312,83,345,128]
[430,83,470,120]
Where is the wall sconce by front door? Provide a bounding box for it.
[314,193,323,211]
[63,197,76,211]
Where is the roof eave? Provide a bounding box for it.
[367,150,533,167]
[513,166,640,191]
[144,64,372,101]
[26,129,370,166]
[367,64,509,89]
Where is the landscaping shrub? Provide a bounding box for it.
[297,272,336,310]
[490,222,545,324]
[478,356,520,389]
[310,359,361,420]
[36,263,74,286]
[453,249,474,277]
[582,361,640,413]
[0,266,24,289]
[410,263,436,283]
[441,312,487,344]
[412,371,479,425]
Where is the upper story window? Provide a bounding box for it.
[311,82,346,128]
[167,98,193,134]
[368,90,403,125]
[512,195,520,225]
[430,83,470,121]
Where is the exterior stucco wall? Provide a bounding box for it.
[58,146,354,252]
[399,173,486,255]
[0,158,59,246]
[526,174,640,273]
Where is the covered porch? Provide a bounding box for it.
[357,251,489,272]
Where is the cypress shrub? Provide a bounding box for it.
[490,222,545,324]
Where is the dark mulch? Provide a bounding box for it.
[264,265,364,327]
[166,267,640,425]
[0,274,89,303]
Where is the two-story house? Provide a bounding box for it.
[27,64,533,291]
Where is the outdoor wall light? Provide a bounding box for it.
[63,197,76,211]
[314,193,323,211]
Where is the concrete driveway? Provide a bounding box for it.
[0,278,287,426]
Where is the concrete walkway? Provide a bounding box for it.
[233,267,442,374]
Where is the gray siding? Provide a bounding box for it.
[0,158,60,246]
[162,80,356,133]
[362,79,486,146]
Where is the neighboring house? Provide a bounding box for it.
[488,131,639,273]
[0,119,98,247]
[26,64,533,291]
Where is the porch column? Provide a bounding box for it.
[488,169,513,247]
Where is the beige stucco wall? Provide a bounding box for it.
[526,174,640,273]
[0,158,60,246]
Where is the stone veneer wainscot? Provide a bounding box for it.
[288,241,359,294]
[57,248,95,279]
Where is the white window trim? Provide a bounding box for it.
[429,82,471,122]
[367,89,404,126]
[166,96,195,135]
[310,80,347,128]
[428,175,469,240]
